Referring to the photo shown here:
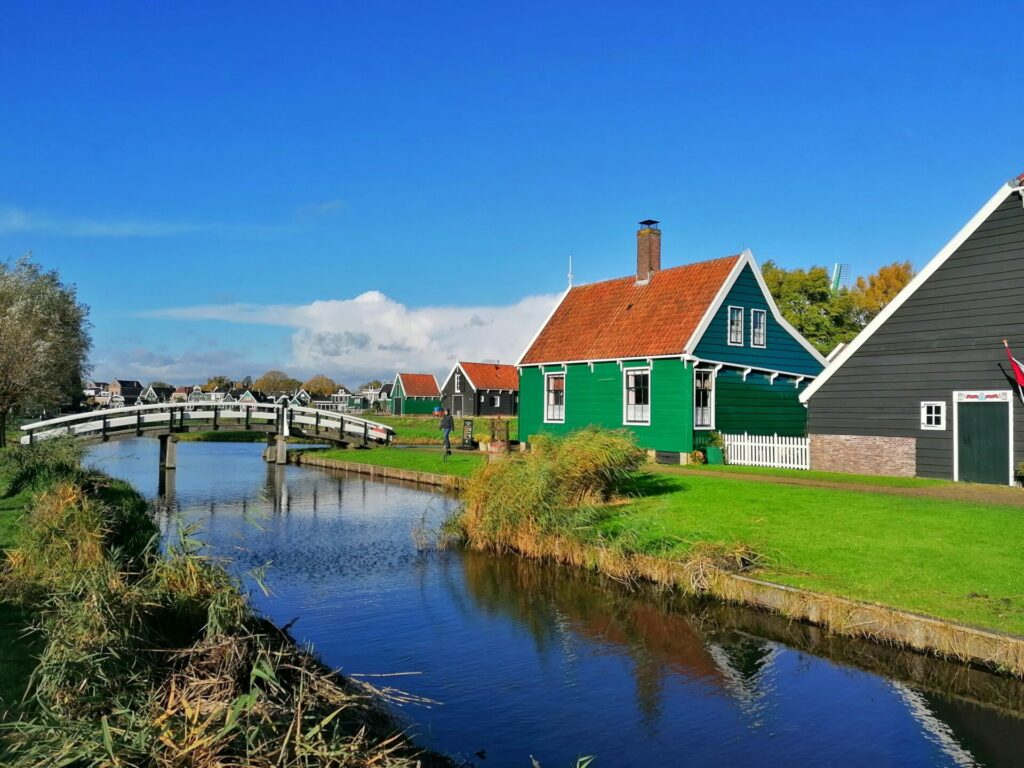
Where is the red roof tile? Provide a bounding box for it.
[460,362,519,390]
[398,373,440,397]
[520,255,741,364]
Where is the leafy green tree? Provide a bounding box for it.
[202,375,232,392]
[253,370,301,394]
[761,261,861,356]
[851,261,914,324]
[302,375,338,398]
[0,255,92,446]
[148,380,172,389]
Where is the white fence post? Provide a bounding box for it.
[721,432,809,470]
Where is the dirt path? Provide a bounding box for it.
[651,466,1024,507]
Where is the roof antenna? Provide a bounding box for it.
[567,254,574,287]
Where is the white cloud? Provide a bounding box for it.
[0,205,288,238]
[144,290,561,381]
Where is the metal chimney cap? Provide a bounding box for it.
[638,219,660,228]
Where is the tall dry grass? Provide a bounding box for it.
[455,427,645,552]
[0,445,450,767]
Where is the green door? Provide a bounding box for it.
[958,402,1010,484]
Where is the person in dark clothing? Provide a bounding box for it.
[439,408,454,454]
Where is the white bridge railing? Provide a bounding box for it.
[19,402,393,446]
[721,432,809,470]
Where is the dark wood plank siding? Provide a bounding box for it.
[440,367,477,416]
[807,194,1024,478]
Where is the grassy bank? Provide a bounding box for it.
[175,430,324,443]
[0,473,39,719]
[451,429,1024,639]
[0,441,450,766]
[372,415,518,445]
[318,446,485,478]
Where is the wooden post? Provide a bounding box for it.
[213,406,219,431]
[158,434,178,469]
[136,411,142,436]
[102,415,108,441]
[275,435,288,465]
[245,407,251,431]
[315,411,320,435]
[362,421,368,447]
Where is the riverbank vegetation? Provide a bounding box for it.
[450,428,1024,638]
[0,441,449,766]
[318,447,485,478]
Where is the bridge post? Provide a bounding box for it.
[158,434,178,470]
[274,435,288,465]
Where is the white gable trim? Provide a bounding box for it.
[393,373,405,399]
[800,179,1019,403]
[516,285,573,366]
[684,249,827,367]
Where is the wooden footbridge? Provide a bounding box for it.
[19,402,393,467]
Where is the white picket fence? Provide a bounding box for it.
[721,432,810,470]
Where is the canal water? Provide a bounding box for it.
[88,441,1024,768]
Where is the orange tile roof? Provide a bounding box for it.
[520,255,741,364]
[397,373,440,397]
[460,362,519,391]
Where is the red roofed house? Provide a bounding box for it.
[517,221,826,459]
[441,362,519,417]
[390,373,442,415]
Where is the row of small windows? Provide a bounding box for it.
[545,368,719,428]
[727,307,766,348]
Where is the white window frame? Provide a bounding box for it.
[751,309,767,349]
[544,372,565,424]
[491,394,501,408]
[694,368,716,430]
[622,366,652,426]
[920,401,946,431]
[454,373,462,394]
[727,306,744,347]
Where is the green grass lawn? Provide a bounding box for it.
[371,415,518,445]
[318,446,486,477]
[671,463,950,488]
[0,472,41,718]
[589,472,1024,636]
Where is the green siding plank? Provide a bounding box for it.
[694,265,823,376]
[520,359,694,452]
[713,369,808,436]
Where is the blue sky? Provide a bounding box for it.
[2,1,1021,386]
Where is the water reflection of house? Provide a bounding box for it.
[458,551,779,717]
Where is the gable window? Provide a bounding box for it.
[728,306,744,346]
[454,373,462,393]
[921,401,946,431]
[544,373,565,422]
[623,367,651,425]
[751,309,766,348]
[694,369,715,429]
[491,394,501,408]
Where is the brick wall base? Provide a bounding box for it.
[810,434,917,477]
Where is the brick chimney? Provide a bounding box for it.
[636,219,661,282]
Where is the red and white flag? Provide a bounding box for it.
[1003,339,1024,400]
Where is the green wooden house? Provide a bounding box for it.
[389,373,442,415]
[517,221,826,458]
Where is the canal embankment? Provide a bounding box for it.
[0,441,451,766]
[293,447,479,491]
[438,428,1024,678]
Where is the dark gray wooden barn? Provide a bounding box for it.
[801,173,1024,484]
[440,361,519,418]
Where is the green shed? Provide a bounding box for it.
[390,372,442,415]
